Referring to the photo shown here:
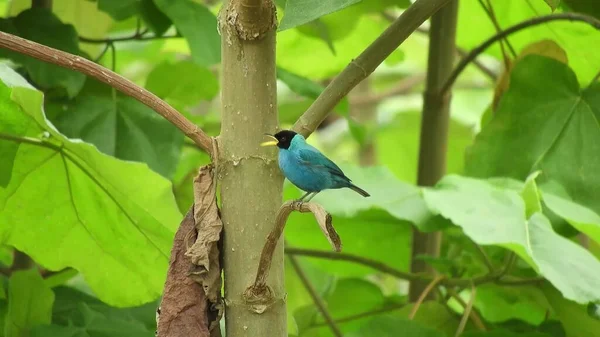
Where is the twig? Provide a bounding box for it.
[447,288,486,331]
[292,0,452,137]
[409,275,445,318]
[244,202,339,304]
[473,244,494,273]
[478,0,516,62]
[455,283,477,337]
[0,31,214,155]
[79,32,181,44]
[285,247,544,287]
[288,255,343,337]
[311,303,406,327]
[441,13,600,95]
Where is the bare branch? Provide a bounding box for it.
[441,13,600,95]
[244,201,340,310]
[455,284,477,337]
[0,31,214,155]
[288,254,343,337]
[447,287,486,331]
[292,0,452,137]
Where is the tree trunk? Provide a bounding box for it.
[217,1,286,336]
[410,0,459,301]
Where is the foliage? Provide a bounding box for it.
[1,0,600,337]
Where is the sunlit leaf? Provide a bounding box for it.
[346,315,445,337]
[97,0,138,20]
[542,282,600,337]
[140,0,172,36]
[279,0,360,31]
[0,68,180,307]
[542,192,600,246]
[424,175,600,304]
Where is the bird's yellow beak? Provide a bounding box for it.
[260,134,279,147]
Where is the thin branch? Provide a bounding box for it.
[477,0,516,64]
[349,73,425,106]
[409,275,445,318]
[311,303,406,327]
[473,243,495,273]
[288,255,343,337]
[0,31,214,155]
[79,32,181,44]
[446,288,486,331]
[285,247,544,287]
[292,0,452,137]
[455,284,477,337]
[441,13,600,95]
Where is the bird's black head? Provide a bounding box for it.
[260,130,298,150]
[273,130,297,149]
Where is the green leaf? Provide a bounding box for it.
[542,192,600,245]
[467,55,600,215]
[0,8,85,97]
[277,67,349,115]
[279,0,361,31]
[154,0,220,66]
[51,80,184,178]
[5,269,54,337]
[98,0,139,20]
[542,282,600,337]
[0,69,180,307]
[346,315,445,337]
[146,60,219,107]
[462,331,553,337]
[424,175,600,304]
[140,0,172,36]
[470,285,548,325]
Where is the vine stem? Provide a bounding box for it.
[441,12,600,95]
[0,31,214,156]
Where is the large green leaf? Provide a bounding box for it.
[0,67,180,307]
[423,175,600,304]
[140,0,172,36]
[51,80,184,179]
[563,0,600,20]
[0,8,85,97]
[542,283,600,337]
[5,269,54,337]
[470,285,548,325]
[466,55,600,214]
[146,60,219,108]
[154,0,220,66]
[462,332,553,337]
[279,0,360,31]
[397,301,461,337]
[457,0,600,83]
[98,0,139,20]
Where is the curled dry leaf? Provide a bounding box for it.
[157,208,210,337]
[185,164,224,333]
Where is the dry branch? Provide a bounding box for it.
[0,31,214,155]
[244,201,340,308]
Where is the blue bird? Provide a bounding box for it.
[261,130,370,202]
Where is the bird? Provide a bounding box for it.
[261,130,370,202]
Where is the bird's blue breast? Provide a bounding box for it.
[278,148,348,192]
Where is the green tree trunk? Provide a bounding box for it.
[410,0,459,301]
[217,0,286,336]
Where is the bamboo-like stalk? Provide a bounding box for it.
[410,0,459,301]
[217,0,286,336]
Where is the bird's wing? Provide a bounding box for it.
[297,147,350,181]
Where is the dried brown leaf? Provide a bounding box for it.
[185,164,224,331]
[157,208,210,337]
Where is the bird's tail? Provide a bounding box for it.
[349,184,370,197]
